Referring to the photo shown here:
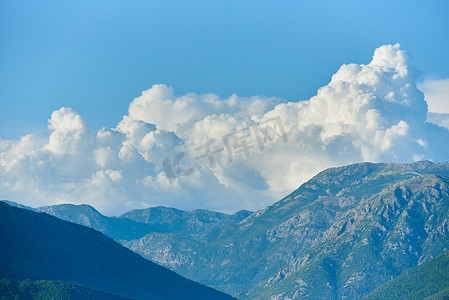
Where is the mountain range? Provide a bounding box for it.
[3,160,449,299]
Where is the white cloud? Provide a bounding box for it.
[1,44,448,215]
[418,78,449,129]
[44,107,93,155]
[426,112,449,130]
[419,78,449,113]
[128,84,280,135]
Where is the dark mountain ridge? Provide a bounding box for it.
[0,202,234,300]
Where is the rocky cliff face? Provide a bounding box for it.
[250,169,449,299]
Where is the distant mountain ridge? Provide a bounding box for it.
[4,160,449,299]
[120,206,252,237]
[1,200,253,241]
[0,202,234,300]
[37,203,159,240]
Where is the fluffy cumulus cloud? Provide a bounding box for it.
[419,78,449,113]
[418,78,449,129]
[1,44,449,215]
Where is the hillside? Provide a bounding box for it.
[245,161,449,299]
[0,279,129,300]
[363,250,449,299]
[0,202,234,300]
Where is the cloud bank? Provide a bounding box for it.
[419,78,449,129]
[1,44,449,215]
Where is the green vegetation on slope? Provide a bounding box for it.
[363,250,449,300]
[0,278,128,300]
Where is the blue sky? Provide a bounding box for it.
[1,1,449,214]
[1,0,448,139]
